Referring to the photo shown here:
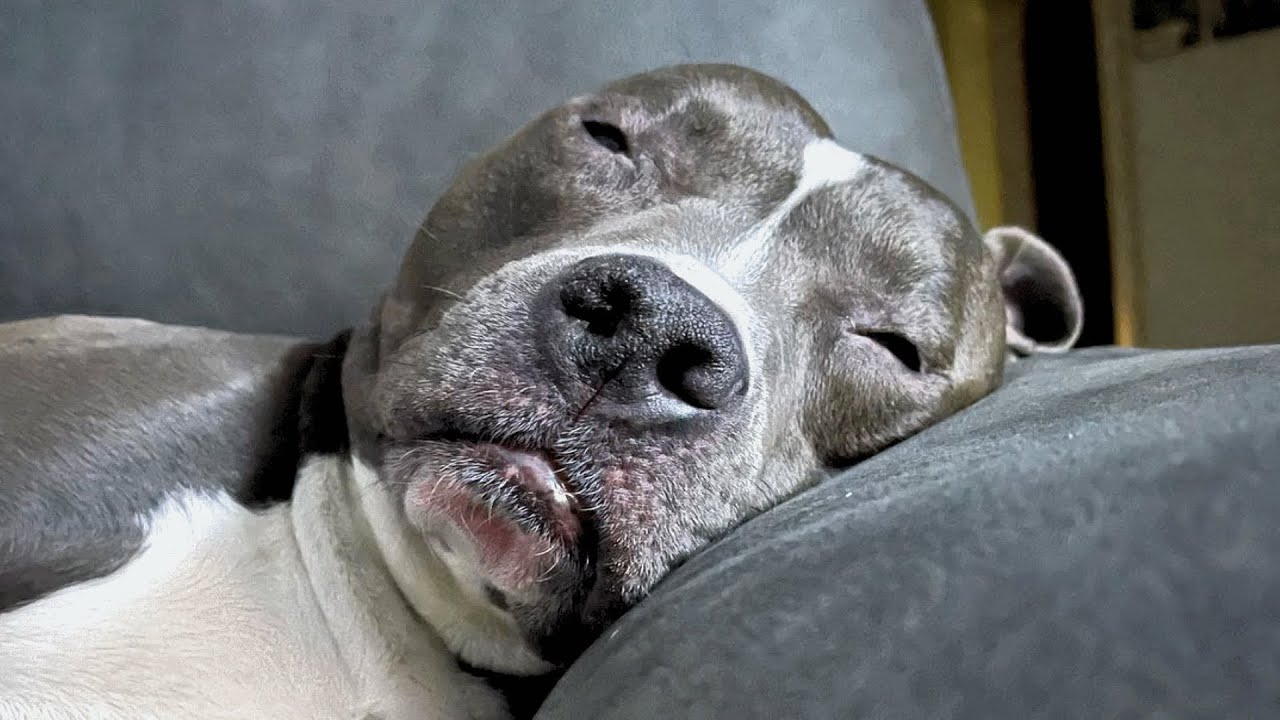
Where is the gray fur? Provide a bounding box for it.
[0,316,342,611]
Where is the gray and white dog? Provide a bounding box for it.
[0,64,1082,719]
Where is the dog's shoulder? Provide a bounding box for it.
[0,315,350,612]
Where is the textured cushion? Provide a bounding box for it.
[0,0,969,337]
[536,345,1280,719]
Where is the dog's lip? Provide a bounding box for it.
[480,444,582,538]
[419,425,586,542]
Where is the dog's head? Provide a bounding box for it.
[341,64,1082,672]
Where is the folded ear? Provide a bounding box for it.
[983,226,1084,355]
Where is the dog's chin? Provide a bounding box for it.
[401,440,588,595]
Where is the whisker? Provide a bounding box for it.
[537,555,563,582]
[420,284,469,303]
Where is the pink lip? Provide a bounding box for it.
[409,442,584,591]
[483,445,582,540]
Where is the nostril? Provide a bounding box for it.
[543,254,749,418]
[656,342,743,410]
[560,280,633,337]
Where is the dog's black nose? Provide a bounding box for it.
[538,254,748,418]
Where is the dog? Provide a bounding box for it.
[0,64,1082,719]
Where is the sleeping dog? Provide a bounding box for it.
[0,64,1081,719]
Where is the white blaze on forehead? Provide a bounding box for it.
[503,141,867,386]
[719,138,869,279]
[601,141,867,371]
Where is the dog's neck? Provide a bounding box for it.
[291,454,525,719]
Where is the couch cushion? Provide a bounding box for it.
[0,0,968,337]
[536,345,1280,719]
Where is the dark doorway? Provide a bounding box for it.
[1025,2,1115,347]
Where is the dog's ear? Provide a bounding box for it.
[983,226,1083,355]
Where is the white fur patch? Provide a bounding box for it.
[0,460,516,720]
[287,455,511,719]
[719,138,868,279]
[0,490,352,719]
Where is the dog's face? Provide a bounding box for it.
[342,65,1082,670]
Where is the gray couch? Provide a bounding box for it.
[539,344,1280,718]
[1,0,970,338]
[3,1,1278,717]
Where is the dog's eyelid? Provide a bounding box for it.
[850,325,925,373]
[581,119,630,155]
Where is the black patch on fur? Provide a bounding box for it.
[456,659,564,720]
[295,330,352,459]
[484,584,510,611]
[238,330,350,506]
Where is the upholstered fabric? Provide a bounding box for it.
[538,345,1280,719]
[0,0,969,337]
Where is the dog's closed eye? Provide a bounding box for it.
[859,330,923,373]
[582,120,630,155]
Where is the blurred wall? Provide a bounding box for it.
[1097,1,1280,348]
[935,0,1280,348]
[1128,30,1280,347]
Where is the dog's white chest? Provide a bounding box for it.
[0,492,355,719]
